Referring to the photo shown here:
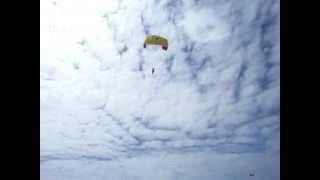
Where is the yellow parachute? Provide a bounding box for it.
[143,35,168,51]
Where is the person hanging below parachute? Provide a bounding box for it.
[143,35,168,75]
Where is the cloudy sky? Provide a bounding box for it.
[40,0,280,179]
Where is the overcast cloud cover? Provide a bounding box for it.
[40,0,280,179]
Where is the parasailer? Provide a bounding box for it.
[143,35,168,74]
[143,35,168,51]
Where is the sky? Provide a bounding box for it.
[40,0,280,179]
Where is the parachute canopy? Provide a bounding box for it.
[144,35,168,50]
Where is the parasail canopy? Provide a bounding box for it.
[143,35,168,51]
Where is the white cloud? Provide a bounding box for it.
[41,151,279,180]
[179,7,231,43]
